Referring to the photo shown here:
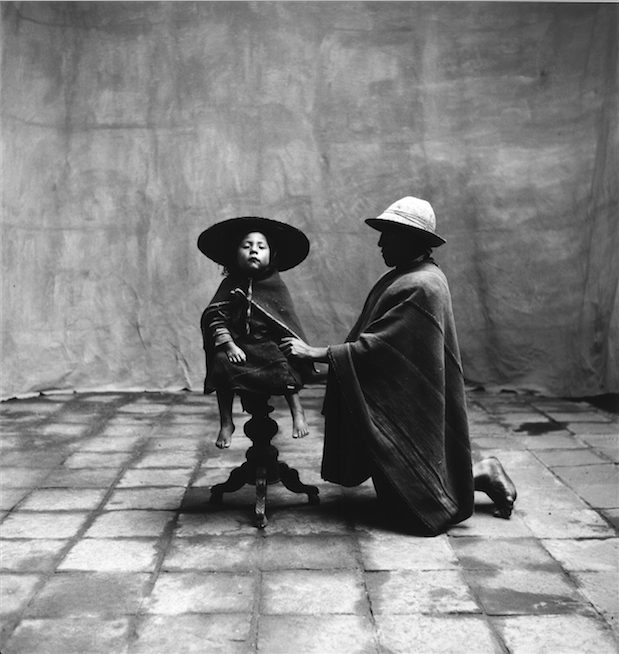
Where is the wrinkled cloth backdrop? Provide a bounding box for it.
[1,1,617,399]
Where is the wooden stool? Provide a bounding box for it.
[209,393,320,528]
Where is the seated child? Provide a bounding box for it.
[198,217,314,449]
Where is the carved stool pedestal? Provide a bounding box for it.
[209,393,320,528]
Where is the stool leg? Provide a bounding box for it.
[210,463,251,503]
[279,462,320,505]
[255,465,268,528]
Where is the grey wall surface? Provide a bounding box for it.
[1,1,617,399]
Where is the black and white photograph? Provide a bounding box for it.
[1,2,617,653]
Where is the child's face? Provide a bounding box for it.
[236,231,271,273]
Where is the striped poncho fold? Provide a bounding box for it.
[321,261,474,533]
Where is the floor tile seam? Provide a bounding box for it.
[33,432,156,510]
[0,395,150,501]
[0,450,79,506]
[0,462,125,516]
[257,608,487,617]
[455,566,515,652]
[535,538,619,582]
[0,401,76,430]
[143,396,202,435]
[123,509,191,651]
[539,534,619,545]
[0,540,79,576]
[531,451,618,470]
[0,561,69,647]
[534,405,617,432]
[166,423,226,544]
[522,526,618,541]
[177,427,212,490]
[255,564,369,573]
[485,612,619,647]
[598,615,619,638]
[250,543,268,654]
[0,483,51,519]
[549,486,618,525]
[5,430,160,629]
[483,404,568,428]
[3,614,142,622]
[480,606,608,621]
[461,567,607,619]
[0,616,23,651]
[555,427,619,463]
[467,397,541,414]
[549,406,619,421]
[346,527,387,653]
[523,456,614,515]
[556,566,619,621]
[466,399,542,437]
[121,437,240,633]
[30,392,131,438]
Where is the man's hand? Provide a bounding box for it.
[223,342,246,364]
[280,338,329,362]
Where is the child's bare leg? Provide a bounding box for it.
[216,389,235,449]
[285,392,309,439]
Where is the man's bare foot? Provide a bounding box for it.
[473,456,517,518]
[216,423,234,449]
[292,413,309,439]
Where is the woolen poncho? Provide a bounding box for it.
[321,261,474,533]
[201,269,313,396]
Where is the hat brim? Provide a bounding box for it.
[198,217,310,271]
[365,217,446,247]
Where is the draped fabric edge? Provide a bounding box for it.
[200,271,316,395]
[321,264,475,534]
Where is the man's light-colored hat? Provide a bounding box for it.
[365,196,446,247]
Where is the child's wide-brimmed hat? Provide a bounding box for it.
[365,196,446,247]
[198,216,310,271]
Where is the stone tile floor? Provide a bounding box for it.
[0,385,617,653]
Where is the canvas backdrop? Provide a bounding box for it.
[1,1,617,399]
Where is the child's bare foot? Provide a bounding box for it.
[473,456,517,518]
[285,392,309,439]
[216,423,235,449]
[292,413,309,439]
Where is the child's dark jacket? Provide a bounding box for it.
[201,269,313,396]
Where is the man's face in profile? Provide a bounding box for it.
[377,227,422,267]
